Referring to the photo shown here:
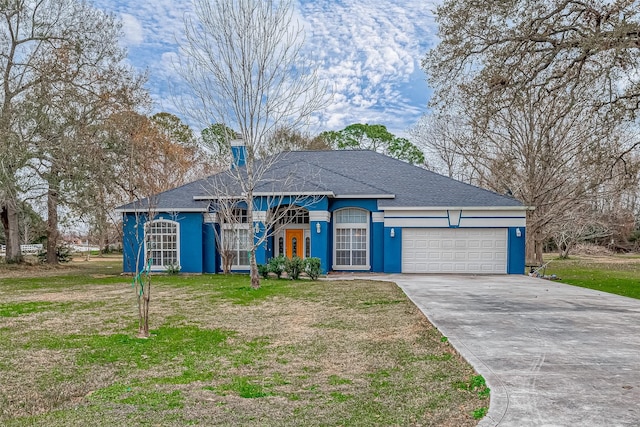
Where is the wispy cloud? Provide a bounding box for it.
[90,0,439,135]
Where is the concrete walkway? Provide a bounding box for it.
[348,274,640,426]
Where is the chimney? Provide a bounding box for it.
[230,137,246,168]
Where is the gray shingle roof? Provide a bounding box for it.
[117,150,522,211]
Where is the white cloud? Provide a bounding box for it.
[120,13,144,46]
[91,0,440,135]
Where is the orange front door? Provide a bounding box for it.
[285,229,304,258]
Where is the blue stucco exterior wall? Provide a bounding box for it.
[383,226,402,273]
[123,197,526,276]
[507,227,526,274]
[203,223,217,274]
[329,199,378,212]
[311,220,329,273]
[371,221,384,272]
[121,212,204,274]
[122,213,145,273]
[327,199,380,272]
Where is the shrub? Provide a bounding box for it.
[285,256,304,280]
[165,263,181,275]
[257,263,270,279]
[304,257,322,280]
[268,255,287,279]
[37,244,73,264]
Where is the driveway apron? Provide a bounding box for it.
[353,274,640,426]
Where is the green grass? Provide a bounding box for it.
[545,256,640,299]
[0,258,485,426]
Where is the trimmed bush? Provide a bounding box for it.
[257,263,270,279]
[165,264,181,275]
[268,255,287,279]
[304,257,322,280]
[285,256,304,280]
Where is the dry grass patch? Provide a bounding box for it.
[0,262,487,426]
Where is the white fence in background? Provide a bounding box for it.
[0,243,44,256]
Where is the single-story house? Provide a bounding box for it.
[118,142,526,275]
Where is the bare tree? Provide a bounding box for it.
[423,1,640,263]
[417,85,638,264]
[0,0,147,263]
[410,115,478,183]
[424,0,640,124]
[180,0,329,288]
[264,127,331,155]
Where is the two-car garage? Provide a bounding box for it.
[402,228,508,274]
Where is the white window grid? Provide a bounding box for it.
[222,226,251,267]
[333,208,369,269]
[145,219,179,269]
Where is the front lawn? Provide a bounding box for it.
[544,255,640,300]
[0,260,487,426]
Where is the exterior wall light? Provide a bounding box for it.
[390,228,395,238]
[316,222,321,234]
[516,228,522,237]
[254,223,260,234]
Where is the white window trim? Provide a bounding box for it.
[333,208,370,270]
[221,223,251,269]
[144,219,180,271]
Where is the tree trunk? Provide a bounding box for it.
[1,204,23,264]
[525,210,537,265]
[138,275,151,338]
[46,183,59,265]
[250,249,260,289]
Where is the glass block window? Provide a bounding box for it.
[146,220,179,269]
[223,228,250,266]
[334,208,369,268]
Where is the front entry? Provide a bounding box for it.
[285,229,304,258]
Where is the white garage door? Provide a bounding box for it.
[402,228,507,274]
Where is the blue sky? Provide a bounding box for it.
[89,0,440,136]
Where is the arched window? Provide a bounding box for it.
[145,219,179,269]
[333,208,369,269]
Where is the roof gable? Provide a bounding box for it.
[117,150,522,211]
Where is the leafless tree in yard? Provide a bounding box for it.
[424,0,640,123]
[416,84,638,264]
[410,115,478,184]
[180,0,329,288]
[0,0,147,264]
[422,0,640,263]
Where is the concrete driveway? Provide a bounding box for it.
[358,274,640,426]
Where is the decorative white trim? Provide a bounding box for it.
[459,218,527,227]
[253,211,267,222]
[252,191,334,197]
[381,206,531,211]
[193,195,239,201]
[448,210,461,227]
[334,194,395,199]
[230,138,245,147]
[203,213,217,223]
[385,218,450,228]
[333,208,370,271]
[116,208,207,213]
[309,211,330,222]
[371,212,385,223]
[144,219,180,271]
[385,217,526,227]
